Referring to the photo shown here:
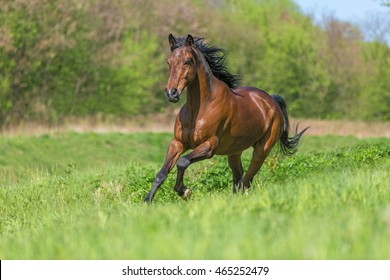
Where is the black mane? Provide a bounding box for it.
[170,36,240,89]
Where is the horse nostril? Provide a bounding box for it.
[171,88,179,98]
[165,88,179,102]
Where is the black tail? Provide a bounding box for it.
[272,95,309,156]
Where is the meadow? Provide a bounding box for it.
[0,132,389,259]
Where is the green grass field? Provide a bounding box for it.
[0,132,389,259]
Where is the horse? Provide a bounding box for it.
[144,34,308,203]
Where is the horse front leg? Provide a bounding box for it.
[144,139,184,204]
[174,138,218,201]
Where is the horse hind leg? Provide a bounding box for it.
[228,153,244,193]
[237,120,281,192]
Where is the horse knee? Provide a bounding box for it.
[177,157,190,171]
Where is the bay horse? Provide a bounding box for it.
[144,34,308,203]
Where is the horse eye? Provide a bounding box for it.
[184,59,191,65]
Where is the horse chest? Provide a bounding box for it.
[179,107,222,148]
[182,127,204,148]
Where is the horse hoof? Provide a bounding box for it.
[234,182,244,193]
[144,198,152,205]
[181,188,192,201]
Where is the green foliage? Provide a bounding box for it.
[216,0,331,117]
[0,0,166,125]
[360,41,390,120]
[0,133,389,259]
[61,31,165,116]
[0,0,390,125]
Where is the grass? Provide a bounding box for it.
[0,132,172,183]
[0,132,389,259]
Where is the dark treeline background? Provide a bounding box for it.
[0,0,389,127]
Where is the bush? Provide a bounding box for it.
[1,0,389,125]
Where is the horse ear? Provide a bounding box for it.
[185,34,194,47]
[168,34,177,50]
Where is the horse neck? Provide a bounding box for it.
[186,51,215,111]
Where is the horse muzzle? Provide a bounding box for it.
[165,88,180,103]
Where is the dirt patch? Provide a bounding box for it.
[1,113,389,138]
[293,119,390,138]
